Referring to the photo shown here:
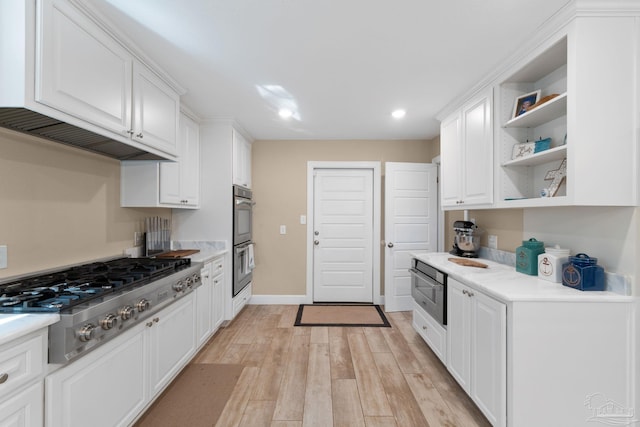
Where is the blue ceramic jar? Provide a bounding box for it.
[561,253,605,291]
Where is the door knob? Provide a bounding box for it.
[314,240,320,245]
[387,242,394,248]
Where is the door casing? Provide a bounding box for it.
[306,161,381,304]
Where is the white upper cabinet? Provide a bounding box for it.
[232,129,252,188]
[37,0,132,135]
[0,0,182,161]
[121,111,200,208]
[132,63,179,156]
[440,89,493,209]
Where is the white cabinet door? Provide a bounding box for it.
[179,113,200,205]
[132,62,179,157]
[37,0,132,135]
[232,129,251,188]
[45,325,147,427]
[440,112,462,207]
[148,293,196,396]
[446,278,471,392]
[471,290,506,427]
[440,90,493,208]
[196,262,214,348]
[447,277,506,427]
[159,112,200,207]
[461,93,493,205]
[0,381,43,427]
[212,272,225,330]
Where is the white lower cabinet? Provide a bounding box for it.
[46,293,196,427]
[412,301,447,364]
[447,277,506,427]
[0,381,43,427]
[196,255,225,348]
[233,282,252,318]
[0,329,47,427]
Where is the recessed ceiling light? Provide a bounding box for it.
[279,108,293,119]
[391,109,406,119]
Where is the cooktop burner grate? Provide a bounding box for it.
[0,257,191,313]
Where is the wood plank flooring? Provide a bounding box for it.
[192,305,491,427]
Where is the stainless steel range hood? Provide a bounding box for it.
[0,107,168,161]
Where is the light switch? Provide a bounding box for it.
[300,215,307,225]
[280,225,287,235]
[0,245,7,269]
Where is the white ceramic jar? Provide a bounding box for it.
[538,245,570,283]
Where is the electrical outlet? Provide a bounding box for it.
[0,245,7,269]
[488,235,498,249]
[280,225,287,235]
[134,232,144,246]
[300,215,307,225]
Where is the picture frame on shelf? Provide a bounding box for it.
[512,141,536,159]
[512,90,541,118]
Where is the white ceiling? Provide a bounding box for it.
[85,0,569,141]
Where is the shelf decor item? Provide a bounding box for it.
[511,141,536,159]
[529,93,559,110]
[544,158,567,196]
[512,90,541,118]
[534,137,552,153]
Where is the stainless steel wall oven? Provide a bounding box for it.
[410,258,447,326]
[233,185,253,296]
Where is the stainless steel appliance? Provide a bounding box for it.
[233,185,253,296]
[233,185,253,245]
[0,257,202,364]
[410,259,447,326]
[450,220,482,258]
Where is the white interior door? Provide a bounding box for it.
[384,162,438,312]
[313,169,374,302]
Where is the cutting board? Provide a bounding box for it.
[448,258,488,268]
[157,249,200,258]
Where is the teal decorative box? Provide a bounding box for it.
[534,138,552,153]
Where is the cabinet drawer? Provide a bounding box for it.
[0,330,46,398]
[211,257,224,278]
[233,283,251,318]
[413,302,447,364]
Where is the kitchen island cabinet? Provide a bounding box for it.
[45,293,197,427]
[412,252,635,427]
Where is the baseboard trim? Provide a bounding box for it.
[249,295,386,306]
[249,295,309,305]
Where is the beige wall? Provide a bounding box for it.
[444,209,524,253]
[251,139,438,296]
[0,127,168,278]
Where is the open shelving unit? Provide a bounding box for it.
[498,36,568,207]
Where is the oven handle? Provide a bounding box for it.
[235,199,253,206]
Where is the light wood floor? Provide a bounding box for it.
[192,305,491,427]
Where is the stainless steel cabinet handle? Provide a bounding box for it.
[136,133,144,138]
[387,242,394,248]
[0,373,8,384]
[314,240,320,245]
[314,231,319,236]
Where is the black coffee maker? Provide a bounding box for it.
[450,220,482,258]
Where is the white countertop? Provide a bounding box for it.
[0,313,59,346]
[187,248,228,264]
[413,252,634,303]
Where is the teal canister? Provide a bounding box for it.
[516,238,545,275]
